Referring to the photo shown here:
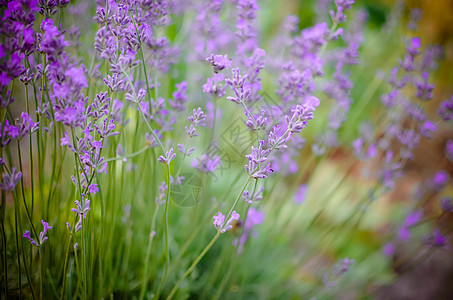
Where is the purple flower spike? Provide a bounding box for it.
[419,120,437,139]
[243,186,264,204]
[429,170,449,191]
[416,72,434,101]
[213,211,240,233]
[438,95,453,121]
[295,184,308,204]
[213,212,225,231]
[245,140,272,179]
[72,194,90,219]
[206,54,231,73]
[446,139,453,162]
[225,68,250,104]
[440,197,453,212]
[0,167,22,191]
[39,220,52,245]
[23,231,38,246]
[158,148,176,164]
[285,104,316,133]
[222,211,240,233]
[186,107,207,137]
[192,154,221,173]
[383,243,395,257]
[425,229,449,249]
[24,220,52,246]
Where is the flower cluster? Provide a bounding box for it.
[24,220,52,247]
[213,211,240,233]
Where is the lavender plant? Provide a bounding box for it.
[1,0,452,299]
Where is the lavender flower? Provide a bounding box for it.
[192,154,221,173]
[285,103,317,133]
[440,197,453,212]
[446,139,453,162]
[169,81,188,111]
[213,211,240,233]
[330,0,355,24]
[24,220,52,246]
[236,207,265,253]
[383,243,395,257]
[186,107,206,137]
[23,231,38,246]
[429,170,449,191]
[419,120,437,139]
[323,257,355,287]
[72,194,90,219]
[294,184,308,204]
[225,68,250,104]
[245,140,272,179]
[155,181,168,205]
[243,186,264,204]
[416,72,434,100]
[0,167,22,191]
[206,54,231,73]
[158,148,176,164]
[438,95,453,121]
[424,229,448,249]
[398,210,423,241]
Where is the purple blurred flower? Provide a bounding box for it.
[438,95,453,121]
[383,243,395,257]
[243,186,264,204]
[424,229,448,249]
[192,153,221,173]
[416,72,434,101]
[429,170,449,191]
[169,81,188,111]
[398,210,423,241]
[446,139,453,162]
[206,54,231,73]
[419,120,437,139]
[0,167,22,191]
[440,197,453,212]
[294,184,308,204]
[236,207,265,253]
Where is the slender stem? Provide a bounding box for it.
[60,235,72,299]
[96,172,105,297]
[16,141,38,239]
[103,146,150,163]
[70,129,87,300]
[13,192,22,300]
[155,166,171,299]
[39,247,43,300]
[139,204,160,300]
[1,190,7,297]
[167,232,221,300]
[225,177,251,222]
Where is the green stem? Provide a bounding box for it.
[13,194,22,300]
[167,232,221,300]
[60,235,72,299]
[139,204,160,300]
[16,141,38,240]
[39,247,43,300]
[96,172,105,297]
